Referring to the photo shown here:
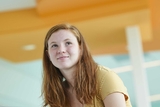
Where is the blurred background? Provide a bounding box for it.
[0,0,160,107]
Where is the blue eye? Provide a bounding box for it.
[51,44,58,48]
[66,42,72,45]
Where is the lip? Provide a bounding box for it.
[57,56,69,60]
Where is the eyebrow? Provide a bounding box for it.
[49,38,71,45]
[64,38,71,41]
[49,41,56,45]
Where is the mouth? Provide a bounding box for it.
[57,56,69,60]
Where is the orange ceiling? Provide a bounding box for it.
[0,0,159,62]
[37,0,117,15]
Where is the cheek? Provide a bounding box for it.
[68,46,80,54]
[48,50,56,59]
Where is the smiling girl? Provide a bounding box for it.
[42,23,132,107]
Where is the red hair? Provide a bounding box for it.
[42,23,98,107]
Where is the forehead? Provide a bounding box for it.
[48,30,77,42]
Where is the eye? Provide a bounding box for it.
[51,44,58,48]
[66,42,72,46]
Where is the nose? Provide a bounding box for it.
[57,45,66,54]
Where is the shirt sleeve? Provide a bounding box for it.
[98,66,129,101]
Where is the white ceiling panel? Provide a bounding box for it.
[0,0,36,12]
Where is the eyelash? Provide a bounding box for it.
[51,44,58,48]
[66,42,72,45]
[51,42,72,48]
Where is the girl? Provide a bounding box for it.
[42,23,132,107]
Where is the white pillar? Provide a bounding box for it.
[125,26,151,107]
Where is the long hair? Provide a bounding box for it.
[42,23,98,107]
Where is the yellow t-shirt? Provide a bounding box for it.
[84,65,132,107]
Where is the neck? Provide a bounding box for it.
[60,67,76,88]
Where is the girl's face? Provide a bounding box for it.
[47,30,81,72]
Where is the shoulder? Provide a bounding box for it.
[96,65,121,87]
[96,65,119,82]
[96,65,128,100]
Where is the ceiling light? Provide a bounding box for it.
[22,44,36,51]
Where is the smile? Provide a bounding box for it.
[57,56,69,60]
